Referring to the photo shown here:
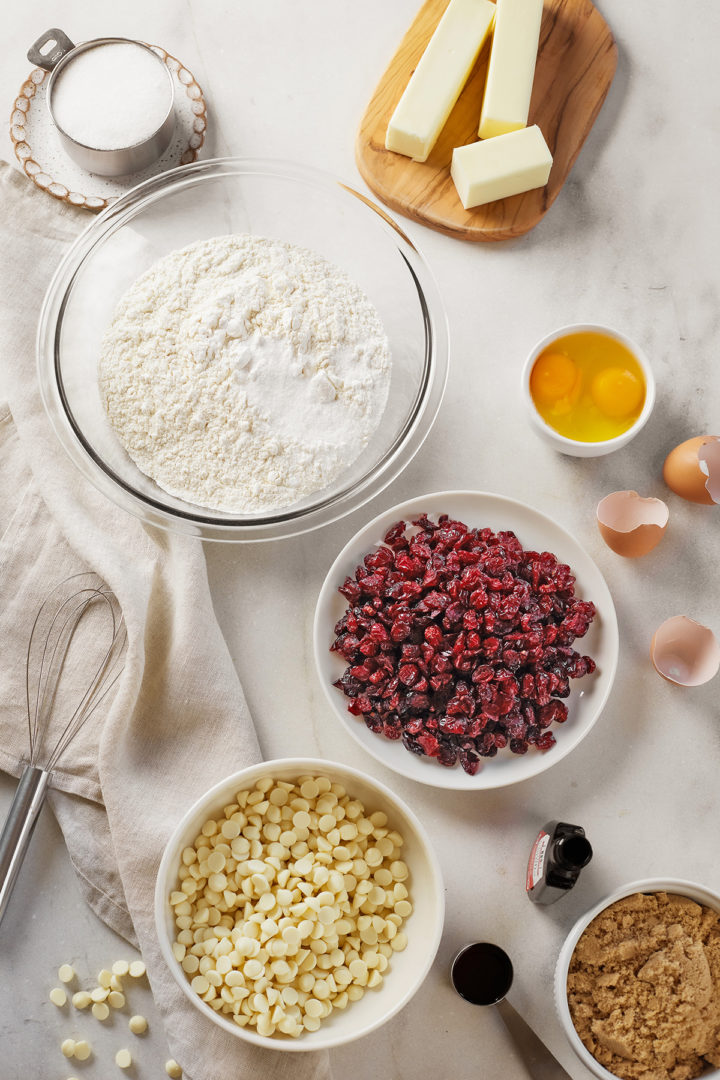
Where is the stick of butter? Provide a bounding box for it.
[479,0,544,140]
[385,0,496,163]
[450,125,552,209]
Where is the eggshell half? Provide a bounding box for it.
[650,616,720,686]
[596,491,669,557]
[663,435,720,504]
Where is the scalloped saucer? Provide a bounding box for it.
[9,44,208,212]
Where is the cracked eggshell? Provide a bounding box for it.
[662,435,720,504]
[650,616,720,686]
[596,491,669,557]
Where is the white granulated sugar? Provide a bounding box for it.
[99,234,392,513]
[51,42,171,150]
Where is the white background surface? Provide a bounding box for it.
[2,2,720,1079]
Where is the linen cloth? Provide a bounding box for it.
[0,162,331,1080]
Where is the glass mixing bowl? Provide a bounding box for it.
[37,158,448,541]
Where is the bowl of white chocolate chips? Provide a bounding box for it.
[155,758,444,1049]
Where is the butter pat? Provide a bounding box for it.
[479,0,544,139]
[451,125,552,208]
[386,0,496,163]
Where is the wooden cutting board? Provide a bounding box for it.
[356,0,617,242]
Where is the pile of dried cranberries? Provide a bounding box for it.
[330,514,597,775]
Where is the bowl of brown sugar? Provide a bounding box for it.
[555,879,720,1080]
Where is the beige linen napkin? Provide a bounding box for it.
[0,162,331,1080]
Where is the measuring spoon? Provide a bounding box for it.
[450,942,573,1080]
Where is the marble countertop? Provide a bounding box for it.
[2,1,720,1078]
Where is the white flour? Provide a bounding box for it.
[99,234,391,513]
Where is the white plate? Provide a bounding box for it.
[313,491,618,790]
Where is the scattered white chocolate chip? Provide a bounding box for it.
[72,991,92,1010]
[58,964,75,984]
[108,990,125,1009]
[50,987,67,1007]
[98,969,113,988]
[128,961,146,978]
[115,1048,132,1069]
[60,1038,76,1058]
[90,987,108,1003]
[92,1001,110,1021]
[74,1040,92,1061]
[165,1060,182,1078]
[128,1014,147,1034]
[112,960,129,976]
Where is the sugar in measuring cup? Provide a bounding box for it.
[28,28,175,176]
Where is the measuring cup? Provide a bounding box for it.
[451,942,573,1080]
[27,28,175,176]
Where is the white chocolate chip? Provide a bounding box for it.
[50,987,67,1007]
[74,1040,92,1061]
[72,991,92,1010]
[92,1002,110,1021]
[128,1014,148,1035]
[115,1048,132,1068]
[58,964,75,984]
[60,1038,76,1058]
[128,961,146,978]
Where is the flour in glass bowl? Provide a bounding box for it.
[98,234,392,513]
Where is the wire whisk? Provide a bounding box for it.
[0,573,127,928]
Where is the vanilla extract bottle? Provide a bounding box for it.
[526,820,592,904]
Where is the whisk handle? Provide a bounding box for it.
[0,764,51,929]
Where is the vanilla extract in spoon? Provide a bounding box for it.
[451,941,513,1005]
[451,943,573,1080]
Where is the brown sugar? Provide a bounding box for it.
[567,892,720,1080]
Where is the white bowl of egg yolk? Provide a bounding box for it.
[522,324,655,457]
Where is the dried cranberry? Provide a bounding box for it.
[509,738,529,755]
[458,749,480,775]
[437,743,458,767]
[330,515,596,772]
[398,664,419,687]
[417,733,440,757]
[382,722,403,740]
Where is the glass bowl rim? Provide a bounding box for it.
[37,156,449,542]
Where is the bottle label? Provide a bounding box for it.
[526,831,550,891]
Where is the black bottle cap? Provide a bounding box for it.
[556,833,593,871]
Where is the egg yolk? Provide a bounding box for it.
[529,352,579,407]
[528,331,646,442]
[591,367,644,419]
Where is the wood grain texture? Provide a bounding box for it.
[356,0,618,242]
